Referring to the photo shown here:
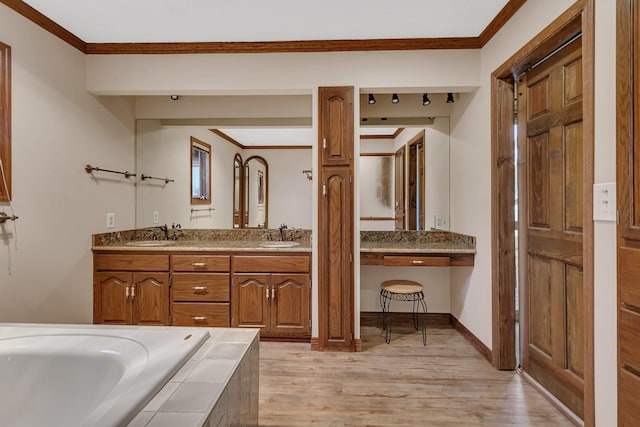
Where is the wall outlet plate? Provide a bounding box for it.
[593,182,616,222]
[153,211,159,224]
[106,213,115,229]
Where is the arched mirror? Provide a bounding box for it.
[232,154,269,228]
[232,154,243,228]
[243,156,268,228]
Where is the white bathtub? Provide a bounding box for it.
[0,324,209,427]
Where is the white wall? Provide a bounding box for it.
[0,4,136,323]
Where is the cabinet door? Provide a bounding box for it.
[319,167,354,349]
[319,86,354,166]
[132,272,169,325]
[271,274,310,336]
[94,271,131,324]
[232,274,270,330]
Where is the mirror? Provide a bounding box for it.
[233,154,243,228]
[359,92,452,231]
[191,137,211,204]
[243,156,268,228]
[135,116,312,230]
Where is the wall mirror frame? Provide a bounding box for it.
[232,153,269,229]
[0,42,11,202]
[190,137,212,205]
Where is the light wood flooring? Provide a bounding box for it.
[259,325,574,426]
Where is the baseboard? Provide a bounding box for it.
[521,371,583,427]
[310,337,320,350]
[449,314,493,364]
[360,311,451,328]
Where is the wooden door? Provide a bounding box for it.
[394,146,405,230]
[232,274,270,330]
[132,272,169,325]
[519,38,584,417]
[319,166,354,349]
[94,271,130,324]
[319,86,354,166]
[407,132,425,230]
[271,274,310,335]
[617,0,640,422]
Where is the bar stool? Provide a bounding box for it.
[380,279,427,345]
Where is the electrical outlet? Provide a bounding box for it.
[153,211,159,224]
[434,215,450,230]
[106,213,115,229]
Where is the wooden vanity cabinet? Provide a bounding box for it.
[232,255,311,339]
[170,255,231,327]
[93,254,169,325]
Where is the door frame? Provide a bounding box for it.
[407,131,425,230]
[490,1,594,425]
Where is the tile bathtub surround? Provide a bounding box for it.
[127,328,259,427]
[93,227,311,246]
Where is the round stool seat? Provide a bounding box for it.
[381,280,423,294]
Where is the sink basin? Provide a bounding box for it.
[258,241,301,248]
[125,240,174,247]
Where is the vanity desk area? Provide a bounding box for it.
[360,230,476,266]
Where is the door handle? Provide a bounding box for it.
[266,287,270,300]
[271,287,275,300]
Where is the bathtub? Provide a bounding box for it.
[0,324,209,427]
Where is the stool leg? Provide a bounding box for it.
[418,293,428,346]
[380,290,392,344]
[412,298,419,330]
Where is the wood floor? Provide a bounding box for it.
[259,325,574,426]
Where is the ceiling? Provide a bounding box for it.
[20,0,510,44]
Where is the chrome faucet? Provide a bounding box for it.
[278,223,288,241]
[171,223,182,240]
[157,224,169,240]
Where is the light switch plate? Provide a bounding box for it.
[106,212,115,229]
[593,183,616,222]
[434,215,450,230]
[153,211,159,224]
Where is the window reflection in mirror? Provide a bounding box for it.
[191,137,211,204]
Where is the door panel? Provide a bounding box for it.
[271,274,310,335]
[232,274,269,329]
[133,273,169,325]
[95,271,130,324]
[319,87,353,166]
[519,37,584,417]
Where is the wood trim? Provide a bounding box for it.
[392,128,405,138]
[190,137,212,205]
[0,0,87,53]
[85,37,482,55]
[491,1,594,424]
[210,129,244,149]
[521,371,585,426]
[243,156,269,229]
[0,42,10,202]
[450,315,493,364]
[492,1,585,80]
[1,0,523,54]
[359,153,393,157]
[210,129,311,150]
[359,216,395,221]
[361,135,396,140]
[478,0,528,46]
[360,311,452,328]
[310,337,320,350]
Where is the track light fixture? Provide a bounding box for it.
[368,94,376,105]
[170,95,180,101]
[446,93,455,103]
[391,93,399,104]
[422,93,431,106]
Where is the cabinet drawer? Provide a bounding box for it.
[94,254,169,271]
[171,255,230,272]
[172,273,230,302]
[233,255,310,273]
[383,256,450,267]
[172,303,230,327]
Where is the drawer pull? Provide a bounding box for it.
[271,287,275,300]
[192,316,207,321]
[131,285,136,299]
[411,260,424,264]
[266,287,270,300]
[192,262,207,267]
[192,286,208,291]
[125,286,130,298]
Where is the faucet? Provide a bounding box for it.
[278,223,288,241]
[157,224,169,240]
[171,223,182,240]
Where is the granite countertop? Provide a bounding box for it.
[360,230,476,254]
[92,239,311,252]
